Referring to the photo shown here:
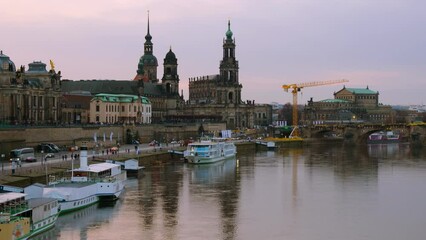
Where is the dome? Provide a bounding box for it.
[27,61,47,72]
[164,48,177,64]
[139,54,158,66]
[225,20,233,40]
[0,50,16,73]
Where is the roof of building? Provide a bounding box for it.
[62,94,93,109]
[61,80,165,97]
[27,61,47,73]
[139,54,158,67]
[345,87,378,94]
[0,50,16,73]
[226,20,233,40]
[164,48,177,64]
[92,93,150,104]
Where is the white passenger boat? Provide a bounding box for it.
[0,192,59,240]
[25,144,126,215]
[184,139,237,164]
[367,130,400,144]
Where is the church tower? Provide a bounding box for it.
[134,12,158,83]
[161,47,179,96]
[218,21,241,104]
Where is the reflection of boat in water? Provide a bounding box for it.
[368,130,400,144]
[367,143,399,158]
[0,192,59,240]
[189,158,237,184]
[25,144,126,215]
[29,202,118,240]
[185,139,237,164]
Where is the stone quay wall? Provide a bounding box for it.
[0,123,227,153]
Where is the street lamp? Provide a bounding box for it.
[41,150,48,184]
[1,154,4,172]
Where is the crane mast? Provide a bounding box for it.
[282,79,349,137]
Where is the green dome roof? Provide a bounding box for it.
[139,54,158,66]
[226,20,233,40]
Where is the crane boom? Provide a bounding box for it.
[282,79,349,137]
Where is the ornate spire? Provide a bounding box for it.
[226,20,233,40]
[145,10,152,42]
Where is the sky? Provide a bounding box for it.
[2,0,426,106]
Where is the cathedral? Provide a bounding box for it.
[181,21,272,129]
[10,14,272,129]
[61,13,184,124]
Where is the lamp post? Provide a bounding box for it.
[41,150,48,184]
[1,154,4,172]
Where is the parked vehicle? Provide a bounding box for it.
[37,143,60,153]
[10,147,35,163]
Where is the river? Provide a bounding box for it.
[31,143,426,240]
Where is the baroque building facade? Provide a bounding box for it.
[61,13,184,124]
[181,21,272,129]
[90,94,151,124]
[303,86,395,124]
[0,51,62,125]
[3,17,272,129]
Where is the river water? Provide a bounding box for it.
[31,143,426,240]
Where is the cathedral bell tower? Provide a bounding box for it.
[218,20,241,104]
[161,47,179,95]
[134,12,158,83]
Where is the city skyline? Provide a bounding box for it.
[3,0,425,106]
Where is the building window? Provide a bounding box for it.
[122,106,125,112]
[96,105,100,112]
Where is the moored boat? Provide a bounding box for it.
[184,138,237,164]
[25,144,126,215]
[0,192,59,240]
[367,130,400,144]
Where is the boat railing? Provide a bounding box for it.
[49,175,120,185]
[0,212,11,223]
[0,202,29,216]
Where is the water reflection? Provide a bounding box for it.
[188,158,237,185]
[30,202,118,240]
[368,143,400,158]
[184,158,239,240]
[30,145,426,240]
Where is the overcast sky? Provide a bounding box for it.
[2,0,425,105]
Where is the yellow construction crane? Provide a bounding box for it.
[282,79,349,137]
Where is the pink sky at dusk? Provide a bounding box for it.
[2,0,426,105]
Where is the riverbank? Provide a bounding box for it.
[0,141,258,187]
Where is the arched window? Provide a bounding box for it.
[228,92,233,103]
